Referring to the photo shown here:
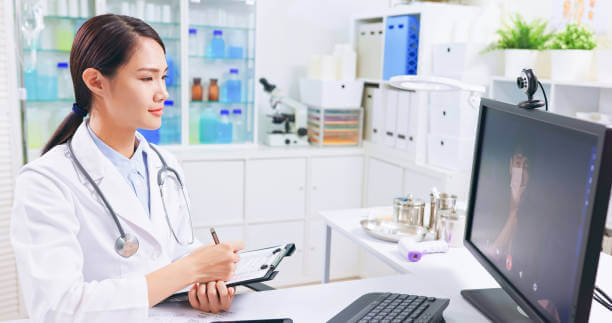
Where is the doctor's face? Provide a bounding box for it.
[102,36,169,131]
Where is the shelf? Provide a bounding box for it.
[22,48,70,53]
[43,15,88,21]
[188,56,254,61]
[190,24,254,31]
[190,101,254,105]
[145,21,180,27]
[26,98,73,103]
[358,78,388,85]
[491,76,612,90]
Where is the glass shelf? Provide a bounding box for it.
[191,101,254,105]
[44,15,88,21]
[188,56,254,61]
[145,21,180,27]
[22,48,70,53]
[190,24,254,31]
[20,1,255,149]
[26,98,73,103]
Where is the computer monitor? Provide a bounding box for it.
[462,98,612,323]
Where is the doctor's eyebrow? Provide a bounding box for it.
[136,67,169,73]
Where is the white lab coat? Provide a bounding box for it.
[10,122,202,322]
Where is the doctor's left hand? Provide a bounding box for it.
[188,280,236,313]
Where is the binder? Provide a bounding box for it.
[162,243,296,303]
[383,14,420,80]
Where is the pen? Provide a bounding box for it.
[210,227,220,245]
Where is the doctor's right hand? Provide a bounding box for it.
[186,241,245,283]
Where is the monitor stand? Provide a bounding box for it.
[461,288,533,323]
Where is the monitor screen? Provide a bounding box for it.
[468,103,600,322]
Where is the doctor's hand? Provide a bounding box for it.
[188,281,236,313]
[186,241,245,283]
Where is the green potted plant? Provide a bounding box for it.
[549,23,597,81]
[487,14,552,78]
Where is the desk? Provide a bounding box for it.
[8,208,611,322]
[151,272,493,322]
[320,208,612,322]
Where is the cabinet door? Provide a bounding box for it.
[245,158,306,222]
[366,158,404,207]
[245,221,305,287]
[182,160,244,227]
[310,156,363,218]
[304,219,360,282]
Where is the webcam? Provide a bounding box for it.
[516,69,547,110]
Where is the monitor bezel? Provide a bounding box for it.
[463,98,612,322]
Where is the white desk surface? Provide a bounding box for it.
[321,208,488,277]
[319,208,612,323]
[7,208,612,322]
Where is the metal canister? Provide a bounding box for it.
[393,195,425,226]
[435,193,457,212]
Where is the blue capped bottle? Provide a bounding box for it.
[223,68,241,103]
[208,30,226,58]
[231,108,245,143]
[216,109,233,143]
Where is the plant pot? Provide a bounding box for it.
[504,49,538,78]
[535,50,551,79]
[596,49,612,83]
[551,50,593,82]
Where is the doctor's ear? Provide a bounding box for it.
[81,68,107,97]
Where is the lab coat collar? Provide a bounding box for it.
[69,122,163,250]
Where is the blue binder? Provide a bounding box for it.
[383,14,420,80]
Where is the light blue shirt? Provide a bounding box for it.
[86,123,151,217]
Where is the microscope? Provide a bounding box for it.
[259,78,309,146]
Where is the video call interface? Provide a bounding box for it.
[470,106,598,323]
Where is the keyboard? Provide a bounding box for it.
[327,292,449,323]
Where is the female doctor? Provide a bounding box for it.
[10,14,245,321]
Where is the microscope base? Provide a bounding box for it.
[265,133,309,147]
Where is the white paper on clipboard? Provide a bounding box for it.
[163,244,288,303]
[226,244,284,285]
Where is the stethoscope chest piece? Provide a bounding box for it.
[114,233,139,258]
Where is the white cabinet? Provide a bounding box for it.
[245,221,305,287]
[427,134,474,171]
[429,91,477,138]
[304,219,360,281]
[310,156,364,218]
[245,158,307,222]
[366,158,404,207]
[308,156,363,281]
[182,160,244,227]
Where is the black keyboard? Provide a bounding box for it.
[327,292,449,323]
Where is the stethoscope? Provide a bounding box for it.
[67,138,195,258]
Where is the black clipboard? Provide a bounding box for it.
[162,243,295,304]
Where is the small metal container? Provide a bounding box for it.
[436,193,457,212]
[393,195,425,226]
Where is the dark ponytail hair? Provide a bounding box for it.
[41,14,165,155]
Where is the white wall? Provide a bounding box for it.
[254,0,388,141]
